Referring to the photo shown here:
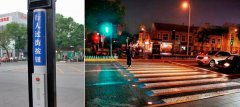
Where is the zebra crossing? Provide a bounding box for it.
[118,61,240,106]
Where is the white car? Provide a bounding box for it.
[196,51,231,68]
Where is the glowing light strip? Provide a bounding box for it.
[148,82,240,96]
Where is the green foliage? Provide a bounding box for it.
[4,23,27,50]
[85,0,125,34]
[0,31,10,50]
[56,14,84,51]
[0,30,11,58]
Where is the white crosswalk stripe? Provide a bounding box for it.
[119,61,240,106]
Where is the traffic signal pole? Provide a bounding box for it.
[28,0,56,107]
[110,34,113,58]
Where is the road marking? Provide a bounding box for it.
[127,67,186,70]
[136,74,219,82]
[69,66,84,72]
[119,61,240,106]
[1,68,28,72]
[146,82,240,96]
[141,78,228,88]
[146,88,240,107]
[130,69,198,74]
[56,67,64,74]
[134,72,205,78]
[85,64,112,66]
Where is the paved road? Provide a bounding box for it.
[85,62,140,107]
[118,60,240,107]
[85,60,240,107]
[0,61,84,107]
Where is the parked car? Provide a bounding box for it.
[217,55,240,73]
[196,51,231,67]
[0,57,10,62]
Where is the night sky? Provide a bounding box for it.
[121,0,240,34]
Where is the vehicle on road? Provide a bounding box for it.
[217,55,240,73]
[196,51,231,68]
[0,57,10,62]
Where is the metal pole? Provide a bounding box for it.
[127,37,129,47]
[46,4,57,107]
[187,5,191,56]
[221,34,223,50]
[27,10,33,107]
[110,34,112,58]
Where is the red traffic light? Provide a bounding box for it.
[92,33,100,44]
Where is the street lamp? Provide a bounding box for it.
[235,28,238,32]
[182,1,191,55]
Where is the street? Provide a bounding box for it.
[85,62,140,107]
[85,60,240,107]
[0,61,84,107]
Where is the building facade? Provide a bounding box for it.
[0,12,27,58]
[151,23,198,54]
[150,22,240,55]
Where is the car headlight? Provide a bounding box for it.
[203,56,209,59]
[224,63,230,67]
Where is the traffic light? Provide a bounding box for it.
[92,33,100,44]
[100,22,113,36]
[172,30,176,40]
[230,37,234,46]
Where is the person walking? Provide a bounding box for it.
[126,47,132,67]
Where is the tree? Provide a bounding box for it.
[4,23,27,59]
[85,0,125,34]
[197,24,211,52]
[0,31,11,58]
[56,14,84,54]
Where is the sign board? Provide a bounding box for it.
[0,16,12,26]
[33,9,47,74]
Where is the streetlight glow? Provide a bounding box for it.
[182,1,189,9]
[235,28,238,32]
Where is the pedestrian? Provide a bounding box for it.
[126,47,132,67]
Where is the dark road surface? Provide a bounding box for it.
[85,62,140,107]
[85,60,240,107]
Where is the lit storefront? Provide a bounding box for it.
[160,42,172,53]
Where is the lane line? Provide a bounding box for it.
[56,66,64,74]
[130,69,198,74]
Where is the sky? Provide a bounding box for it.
[121,0,240,34]
[0,0,84,24]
